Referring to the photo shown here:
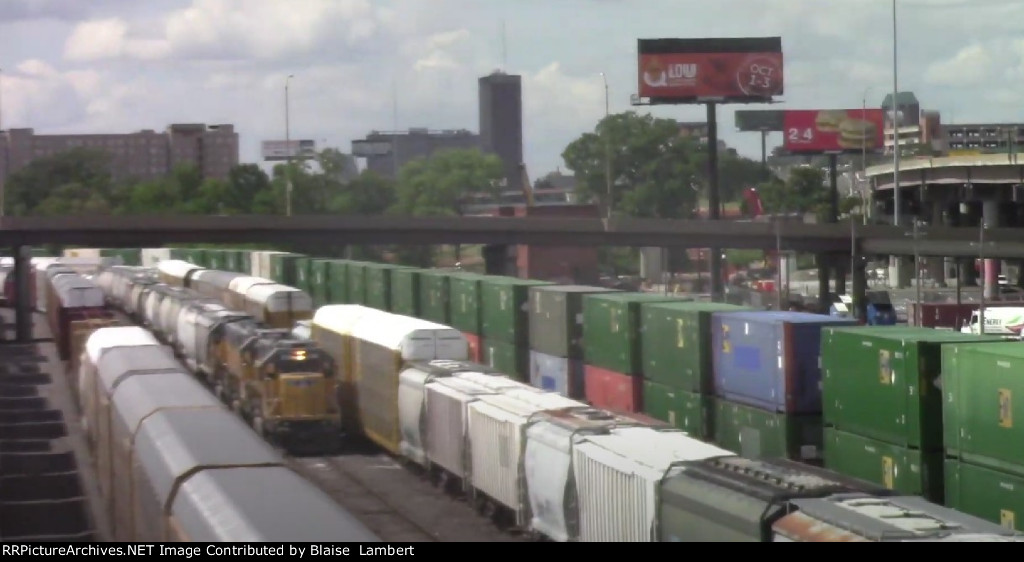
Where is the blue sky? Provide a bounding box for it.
[1,0,1022,177]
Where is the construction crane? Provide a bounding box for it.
[519,163,535,207]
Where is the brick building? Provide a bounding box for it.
[0,123,239,183]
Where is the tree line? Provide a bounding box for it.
[4,111,855,270]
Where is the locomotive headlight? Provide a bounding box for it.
[291,350,307,361]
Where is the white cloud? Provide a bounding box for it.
[924,44,996,85]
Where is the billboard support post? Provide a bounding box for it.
[635,36,783,303]
[760,129,769,180]
[828,153,840,224]
[707,102,723,301]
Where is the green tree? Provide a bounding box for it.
[757,167,830,219]
[562,111,709,219]
[4,148,113,216]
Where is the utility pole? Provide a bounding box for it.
[600,72,612,219]
[285,74,294,217]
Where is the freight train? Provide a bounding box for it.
[83,260,1024,541]
[13,248,1024,540]
[92,265,338,453]
[76,324,378,541]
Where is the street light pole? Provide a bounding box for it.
[599,72,612,219]
[285,74,294,217]
[914,219,921,326]
[979,218,986,333]
[776,218,783,310]
[891,0,904,289]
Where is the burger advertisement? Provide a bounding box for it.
[782,109,885,153]
[637,37,783,101]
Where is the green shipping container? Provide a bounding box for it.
[239,251,252,276]
[483,339,529,382]
[823,427,944,503]
[391,268,427,317]
[99,248,141,266]
[206,249,226,271]
[821,326,1004,451]
[223,250,240,273]
[582,292,686,375]
[481,277,553,347]
[169,247,187,260]
[714,399,822,463]
[642,380,712,440]
[419,271,452,325]
[346,261,369,306]
[942,341,1024,474]
[309,259,331,308]
[365,263,409,312]
[326,260,349,304]
[529,285,621,359]
[270,253,305,286]
[641,301,751,393]
[945,459,1024,531]
[448,272,491,334]
[184,248,205,267]
[294,257,313,294]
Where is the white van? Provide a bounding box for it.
[960,307,1024,336]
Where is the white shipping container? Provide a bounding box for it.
[33,260,58,312]
[141,248,171,267]
[422,375,518,483]
[523,408,644,542]
[572,427,732,542]
[529,350,584,399]
[398,367,434,466]
[467,389,585,526]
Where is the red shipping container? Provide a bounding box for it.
[583,364,642,414]
[907,302,1022,329]
[463,332,482,363]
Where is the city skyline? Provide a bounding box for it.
[1,0,1023,177]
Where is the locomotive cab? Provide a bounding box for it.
[243,332,340,451]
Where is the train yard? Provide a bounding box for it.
[5,247,1024,542]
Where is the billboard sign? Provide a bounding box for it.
[261,139,316,161]
[782,109,885,154]
[351,140,392,157]
[735,109,785,132]
[637,37,783,103]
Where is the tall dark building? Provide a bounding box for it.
[478,71,523,189]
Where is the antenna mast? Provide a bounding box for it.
[501,20,507,70]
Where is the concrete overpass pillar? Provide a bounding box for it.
[983,199,1001,300]
[851,255,867,322]
[817,254,831,314]
[958,202,979,288]
[927,202,946,287]
[13,245,33,343]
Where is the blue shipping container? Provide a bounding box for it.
[529,350,585,400]
[711,311,857,414]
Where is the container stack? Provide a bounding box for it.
[711,311,856,463]
[480,277,552,383]
[820,326,1004,504]
[448,272,490,365]
[942,340,1024,530]
[640,302,750,440]
[390,268,429,317]
[527,285,620,399]
[580,292,683,413]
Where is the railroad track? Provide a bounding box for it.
[286,448,528,543]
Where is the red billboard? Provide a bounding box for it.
[782,109,885,153]
[637,37,783,102]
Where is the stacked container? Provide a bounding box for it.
[346,261,368,305]
[364,263,411,312]
[528,285,620,400]
[480,277,552,381]
[640,301,750,439]
[309,259,331,308]
[326,260,349,304]
[418,270,452,325]
[390,268,428,317]
[446,272,489,364]
[941,341,1024,529]
[711,311,857,464]
[269,252,304,286]
[294,256,313,296]
[820,326,1004,504]
[581,292,684,413]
